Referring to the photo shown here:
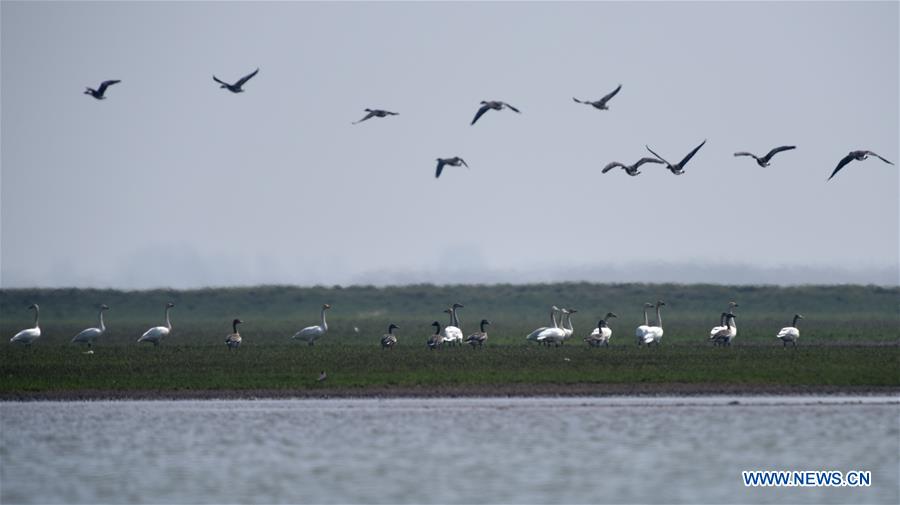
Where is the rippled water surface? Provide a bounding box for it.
[1,397,897,504]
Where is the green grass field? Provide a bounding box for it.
[2,283,897,396]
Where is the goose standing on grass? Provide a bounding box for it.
[381,323,399,349]
[225,319,243,350]
[84,80,121,100]
[10,304,41,345]
[441,303,464,346]
[293,304,332,346]
[827,150,894,181]
[646,140,707,175]
[71,304,110,350]
[427,321,443,350]
[734,146,796,167]
[471,100,520,125]
[573,84,622,110]
[710,313,738,346]
[634,302,655,346]
[465,319,491,348]
[213,68,259,93]
[585,312,617,347]
[526,306,562,342]
[777,314,804,347]
[352,108,398,124]
[435,157,469,178]
[708,301,738,344]
[602,157,663,176]
[138,302,175,346]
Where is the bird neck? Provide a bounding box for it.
[655,305,663,328]
[232,320,239,333]
[165,306,172,330]
[98,310,106,332]
[643,307,649,326]
[451,307,460,328]
[792,315,801,327]
[320,308,328,331]
[551,310,559,329]
[480,321,487,332]
[33,307,40,328]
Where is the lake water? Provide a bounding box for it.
[1,397,897,504]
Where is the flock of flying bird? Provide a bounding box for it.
[82,74,894,181]
[7,300,805,351]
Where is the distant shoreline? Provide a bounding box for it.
[3,383,898,402]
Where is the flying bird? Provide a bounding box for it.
[646,140,707,175]
[573,84,622,110]
[601,157,663,176]
[84,80,121,100]
[435,157,468,178]
[471,101,520,125]
[352,108,398,124]
[213,68,259,93]
[734,146,796,167]
[827,150,894,181]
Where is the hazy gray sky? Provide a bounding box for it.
[2,1,898,288]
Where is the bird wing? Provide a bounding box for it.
[602,162,625,173]
[212,75,230,86]
[633,157,664,168]
[97,80,121,94]
[733,152,755,158]
[458,158,469,168]
[827,153,857,181]
[471,104,491,125]
[644,145,671,167]
[677,139,707,168]
[502,102,521,113]
[866,151,895,165]
[762,145,796,162]
[353,112,375,124]
[435,160,445,178]
[573,97,586,104]
[599,84,622,104]
[235,68,259,87]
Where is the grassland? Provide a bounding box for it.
[1,283,897,398]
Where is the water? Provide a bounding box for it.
[1,397,897,504]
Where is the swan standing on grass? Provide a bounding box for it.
[427,321,443,350]
[634,302,655,345]
[585,312,617,347]
[10,304,41,345]
[441,303,464,346]
[777,314,804,347]
[710,313,738,346]
[293,304,332,346]
[534,307,568,347]
[381,323,399,349]
[71,304,110,350]
[225,319,243,350]
[708,301,738,344]
[559,308,578,344]
[465,319,491,348]
[138,302,175,346]
[526,306,561,342]
[644,301,666,345]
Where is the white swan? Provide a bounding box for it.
[708,302,738,340]
[381,323,399,349]
[586,312,617,347]
[225,318,243,350]
[138,302,175,346]
[293,304,332,346]
[634,302,655,345]
[640,301,665,346]
[535,307,568,346]
[710,313,738,346]
[777,314,803,347]
[526,306,561,342]
[10,304,41,345]
[560,308,577,343]
[72,304,109,349]
[465,319,490,348]
[441,303,464,346]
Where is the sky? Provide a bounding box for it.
[1,1,898,289]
